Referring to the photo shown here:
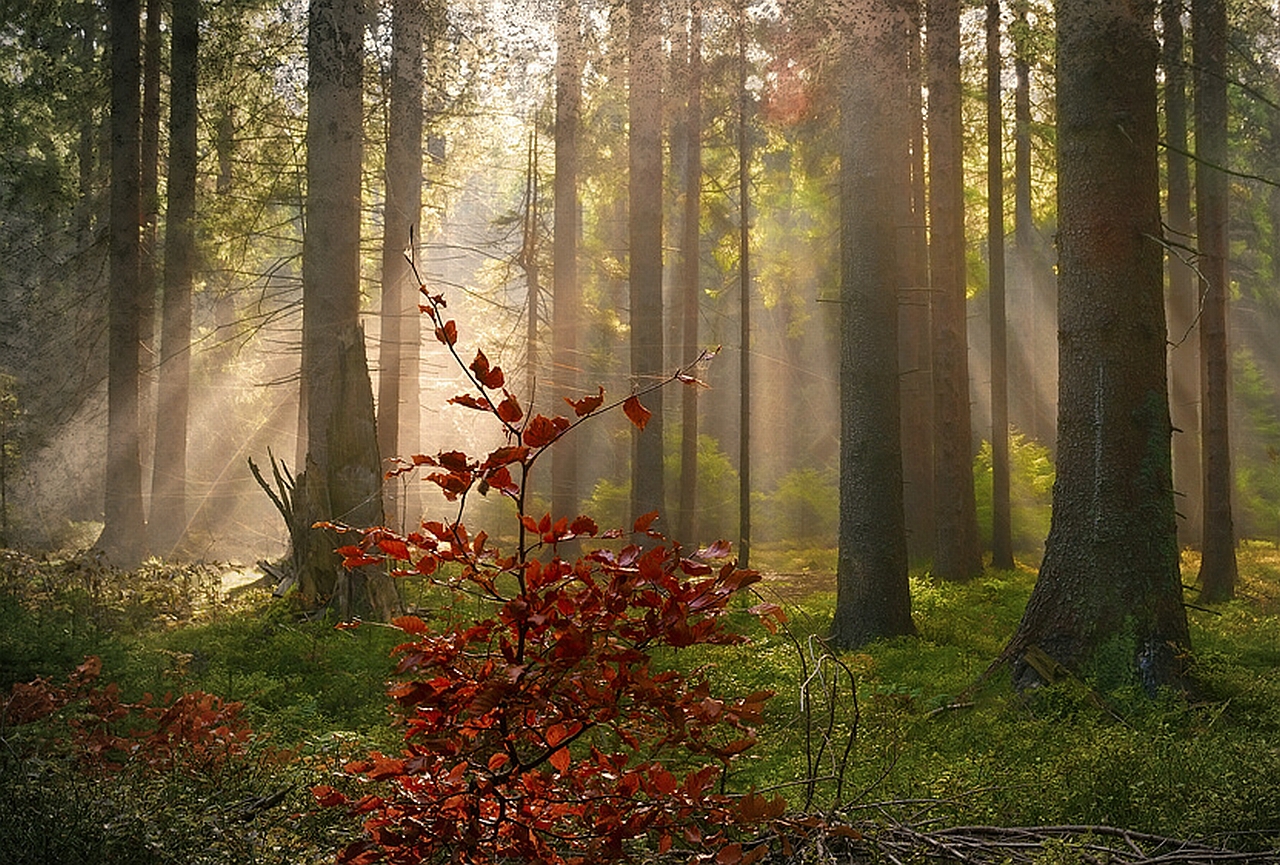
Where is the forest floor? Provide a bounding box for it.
[2,543,1279,863]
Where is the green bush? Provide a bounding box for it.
[973,432,1055,560]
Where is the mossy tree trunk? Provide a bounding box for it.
[1005,0,1190,692]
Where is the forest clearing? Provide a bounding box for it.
[7,0,1280,860]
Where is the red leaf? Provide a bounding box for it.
[334,618,362,631]
[623,395,651,430]
[569,515,599,536]
[470,349,506,389]
[697,539,734,560]
[523,414,569,448]
[497,393,523,423]
[312,785,348,808]
[717,843,744,865]
[564,386,605,417]
[449,393,492,411]
[434,320,458,345]
[378,538,410,560]
[392,615,430,635]
[633,511,660,534]
[549,746,571,774]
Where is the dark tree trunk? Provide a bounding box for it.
[676,0,702,548]
[299,0,397,619]
[987,0,1013,570]
[899,0,934,566]
[1005,0,1190,691]
[831,0,915,649]
[926,0,983,581]
[377,0,425,530]
[150,0,198,558]
[1161,0,1202,550]
[552,0,582,523]
[139,0,160,503]
[101,0,146,565]
[1193,0,1238,601]
[629,0,665,527]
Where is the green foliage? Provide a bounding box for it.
[757,466,839,545]
[1232,348,1280,540]
[973,432,1055,558]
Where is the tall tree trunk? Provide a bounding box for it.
[552,0,582,523]
[1193,0,1238,601]
[926,0,983,580]
[899,0,934,565]
[150,0,198,558]
[299,0,397,619]
[139,0,160,508]
[377,0,425,530]
[1005,0,1190,691]
[677,0,702,548]
[101,0,146,565]
[987,0,1013,569]
[737,5,752,567]
[1161,0,1202,549]
[831,0,915,649]
[629,0,665,527]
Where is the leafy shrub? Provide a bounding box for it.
[973,432,1055,560]
[312,286,786,864]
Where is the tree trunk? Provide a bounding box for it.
[101,0,147,565]
[552,0,582,524]
[1161,0,1202,550]
[150,0,198,558]
[987,0,1013,570]
[927,0,984,580]
[300,0,397,619]
[899,0,934,566]
[629,0,665,527]
[139,0,160,511]
[736,6,752,567]
[1005,0,1190,692]
[831,0,915,649]
[377,0,425,530]
[1193,0,1238,601]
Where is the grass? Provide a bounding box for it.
[3,543,1280,859]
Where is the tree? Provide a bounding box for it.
[736,3,752,567]
[987,0,1013,570]
[1004,0,1190,691]
[629,0,665,526]
[926,0,983,580]
[1193,0,1238,602]
[830,0,916,649]
[1161,0,1202,549]
[296,0,397,619]
[100,0,146,565]
[552,0,582,524]
[150,0,198,558]
[377,0,426,530]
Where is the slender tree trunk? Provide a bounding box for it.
[629,0,665,526]
[677,0,702,548]
[139,0,160,508]
[299,0,397,619]
[987,0,1013,569]
[150,0,198,558]
[831,0,915,649]
[899,0,934,565]
[927,0,983,580]
[737,5,752,567]
[1161,0,1202,550]
[377,0,425,530]
[552,0,582,523]
[101,0,146,565]
[1193,0,1238,601]
[1009,0,1041,447]
[1005,0,1189,691]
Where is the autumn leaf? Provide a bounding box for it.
[392,615,430,635]
[623,394,651,430]
[469,349,506,389]
[564,385,605,417]
[523,414,569,448]
[434,319,458,346]
[549,746,571,774]
[497,393,523,423]
[633,511,660,534]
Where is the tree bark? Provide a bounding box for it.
[1005,0,1190,691]
[629,0,665,527]
[899,0,934,566]
[987,0,1013,570]
[831,0,916,649]
[927,0,984,580]
[377,0,425,530]
[299,0,397,619]
[101,0,147,565]
[1161,0,1202,550]
[737,5,752,567]
[151,0,198,558]
[1193,0,1238,601]
[552,0,582,524]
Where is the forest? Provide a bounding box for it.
[4,0,1280,861]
